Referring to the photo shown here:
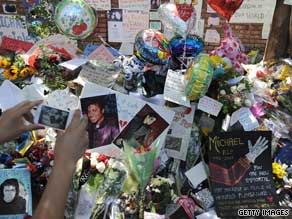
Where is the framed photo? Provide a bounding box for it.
[80,94,120,149]
[113,104,169,152]
[150,0,160,10]
[34,105,73,130]
[0,169,32,218]
[3,4,17,14]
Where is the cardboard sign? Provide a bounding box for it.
[0,14,31,42]
[0,36,33,52]
[208,131,277,218]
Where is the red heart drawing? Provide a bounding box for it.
[207,0,243,21]
[119,120,128,128]
[176,4,194,22]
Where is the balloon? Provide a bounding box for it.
[207,0,243,21]
[135,29,171,65]
[55,0,96,39]
[210,23,248,74]
[169,35,204,58]
[158,3,187,37]
[185,54,214,101]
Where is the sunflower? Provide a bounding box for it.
[3,66,20,80]
[0,56,12,68]
[20,66,36,78]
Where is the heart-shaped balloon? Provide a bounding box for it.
[176,3,194,22]
[207,0,243,21]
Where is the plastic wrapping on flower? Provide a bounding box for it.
[55,0,97,39]
[158,3,187,37]
[185,54,214,101]
[169,35,204,58]
[135,29,171,65]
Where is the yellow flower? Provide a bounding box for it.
[20,66,36,78]
[3,66,19,80]
[272,162,287,179]
[0,57,12,68]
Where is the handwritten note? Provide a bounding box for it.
[119,0,150,10]
[0,14,31,42]
[122,9,149,42]
[78,61,118,88]
[164,70,190,107]
[84,0,111,10]
[59,58,87,71]
[87,44,115,62]
[205,29,220,44]
[230,107,259,131]
[230,0,276,24]
[198,96,223,117]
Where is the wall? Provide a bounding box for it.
[1,0,268,52]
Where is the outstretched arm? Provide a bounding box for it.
[33,110,88,219]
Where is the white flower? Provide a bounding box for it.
[220,90,226,95]
[237,83,246,92]
[96,162,106,173]
[283,176,292,187]
[244,99,252,107]
[234,97,242,106]
[230,86,238,94]
[91,158,97,168]
[90,152,100,159]
[282,164,288,170]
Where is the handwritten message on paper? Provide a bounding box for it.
[87,44,115,62]
[85,0,111,10]
[122,9,149,42]
[79,61,118,88]
[230,0,276,24]
[164,70,190,107]
[0,14,31,42]
[108,9,149,43]
[119,0,150,10]
[198,96,223,117]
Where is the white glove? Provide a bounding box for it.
[245,136,269,163]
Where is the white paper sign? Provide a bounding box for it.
[198,96,223,117]
[165,106,196,161]
[185,162,208,188]
[119,0,150,10]
[45,89,79,111]
[0,80,25,111]
[108,9,149,43]
[284,0,292,5]
[164,70,190,107]
[0,14,31,42]
[230,107,259,131]
[208,16,220,26]
[204,29,220,44]
[197,209,221,219]
[150,11,159,20]
[230,0,277,24]
[84,0,111,10]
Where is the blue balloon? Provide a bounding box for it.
[169,35,204,58]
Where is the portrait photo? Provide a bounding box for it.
[150,0,160,10]
[81,94,120,149]
[107,9,123,22]
[37,105,70,130]
[113,104,169,152]
[0,169,32,217]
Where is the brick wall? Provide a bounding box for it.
[2,0,268,53]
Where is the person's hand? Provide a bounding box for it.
[245,136,269,163]
[54,110,89,171]
[0,100,44,144]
